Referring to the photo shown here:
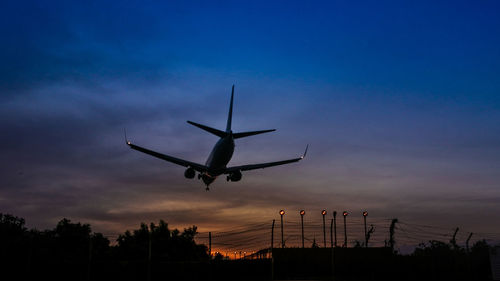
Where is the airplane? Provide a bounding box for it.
[125,85,307,190]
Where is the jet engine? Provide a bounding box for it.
[226,170,242,182]
[184,167,195,179]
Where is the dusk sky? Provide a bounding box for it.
[1,0,500,252]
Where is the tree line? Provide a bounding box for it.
[0,213,209,264]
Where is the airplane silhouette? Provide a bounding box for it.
[126,85,307,190]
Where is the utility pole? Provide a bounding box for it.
[322,210,327,248]
[363,211,368,247]
[333,211,337,247]
[87,235,92,281]
[209,232,212,258]
[148,229,152,281]
[271,219,275,281]
[343,211,348,247]
[300,210,305,248]
[271,219,275,250]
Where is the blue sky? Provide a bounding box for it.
[1,0,500,251]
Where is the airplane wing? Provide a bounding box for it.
[224,145,308,173]
[126,141,207,172]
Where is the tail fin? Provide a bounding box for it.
[233,129,276,139]
[187,121,228,138]
[226,85,234,132]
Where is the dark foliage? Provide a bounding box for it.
[0,213,208,280]
[113,220,208,261]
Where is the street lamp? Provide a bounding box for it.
[322,210,327,248]
[300,210,305,248]
[279,210,285,248]
[343,211,348,247]
[363,211,368,247]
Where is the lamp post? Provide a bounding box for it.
[322,210,327,248]
[343,211,348,247]
[300,210,305,248]
[363,211,368,247]
[330,218,333,248]
[333,211,337,247]
[279,210,285,248]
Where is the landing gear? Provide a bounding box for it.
[205,186,210,191]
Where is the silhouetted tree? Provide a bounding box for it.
[213,252,224,261]
[366,225,375,247]
[115,221,208,262]
[0,213,30,263]
[469,239,493,279]
[388,218,398,253]
[90,232,111,260]
[353,240,362,248]
[54,218,92,261]
[115,223,150,260]
[413,240,453,257]
[311,238,319,248]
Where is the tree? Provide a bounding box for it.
[388,218,398,253]
[0,213,30,263]
[311,237,319,248]
[115,221,208,262]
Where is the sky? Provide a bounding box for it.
[1,0,500,253]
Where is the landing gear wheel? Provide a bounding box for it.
[205,187,210,191]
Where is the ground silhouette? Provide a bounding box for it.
[0,213,495,281]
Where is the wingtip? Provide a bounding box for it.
[301,144,309,159]
[124,128,131,146]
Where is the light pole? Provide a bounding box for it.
[279,210,285,248]
[300,210,305,248]
[333,211,337,247]
[330,219,333,248]
[343,211,348,247]
[322,210,327,248]
[363,211,368,247]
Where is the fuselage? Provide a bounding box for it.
[201,134,235,185]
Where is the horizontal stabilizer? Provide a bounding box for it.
[187,121,228,138]
[233,129,276,139]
